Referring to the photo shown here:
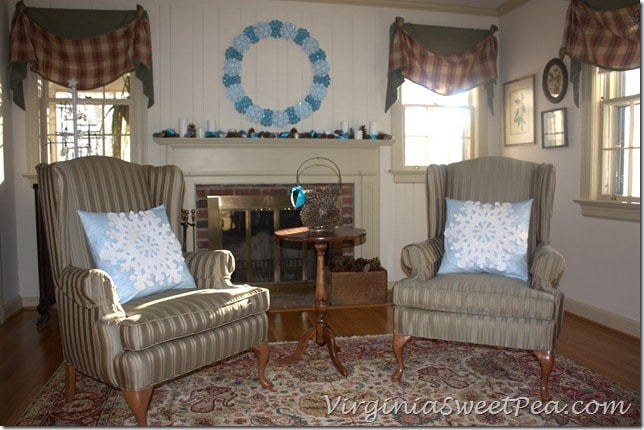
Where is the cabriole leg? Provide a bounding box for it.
[251,342,274,389]
[122,386,154,426]
[534,350,555,401]
[391,333,411,382]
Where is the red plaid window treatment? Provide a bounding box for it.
[559,0,640,106]
[9,1,154,110]
[386,17,498,113]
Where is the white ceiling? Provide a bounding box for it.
[383,0,531,16]
[287,0,533,16]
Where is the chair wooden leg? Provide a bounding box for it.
[64,364,76,403]
[122,386,154,426]
[391,333,411,382]
[534,350,554,402]
[251,342,273,389]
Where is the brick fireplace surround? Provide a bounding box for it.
[194,183,355,251]
[154,137,391,261]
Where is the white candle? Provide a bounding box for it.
[354,127,362,140]
[341,121,349,134]
[206,119,216,132]
[369,121,378,136]
[196,127,205,139]
[178,119,188,137]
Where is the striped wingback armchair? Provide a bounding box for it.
[391,156,565,401]
[36,156,272,426]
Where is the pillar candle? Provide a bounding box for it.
[369,121,378,136]
[178,119,188,137]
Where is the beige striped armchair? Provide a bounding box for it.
[36,156,272,426]
[391,156,565,401]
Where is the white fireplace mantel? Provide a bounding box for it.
[154,137,392,258]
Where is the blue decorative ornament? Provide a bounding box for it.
[290,184,306,208]
[222,21,331,128]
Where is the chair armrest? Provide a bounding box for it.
[400,238,444,280]
[58,266,125,319]
[184,249,236,289]
[530,244,566,291]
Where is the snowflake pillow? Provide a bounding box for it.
[438,198,533,281]
[78,205,196,303]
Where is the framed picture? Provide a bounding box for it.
[541,107,568,148]
[504,75,535,146]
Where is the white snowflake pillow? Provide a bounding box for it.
[78,205,196,303]
[438,198,533,281]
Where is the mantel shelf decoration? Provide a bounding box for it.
[153,126,393,140]
[223,20,330,127]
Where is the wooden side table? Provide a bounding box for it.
[274,226,366,376]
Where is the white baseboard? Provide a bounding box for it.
[21,295,41,308]
[564,298,640,339]
[3,296,24,320]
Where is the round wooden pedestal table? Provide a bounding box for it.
[274,226,366,376]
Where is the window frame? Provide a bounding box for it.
[22,71,146,179]
[390,81,488,183]
[575,64,640,222]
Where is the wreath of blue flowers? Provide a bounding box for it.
[223,20,331,128]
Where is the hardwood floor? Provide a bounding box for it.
[0,306,639,425]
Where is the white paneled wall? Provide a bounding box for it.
[140,0,497,282]
[147,2,392,137]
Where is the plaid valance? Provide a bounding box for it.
[9,1,154,110]
[386,17,498,113]
[559,0,640,106]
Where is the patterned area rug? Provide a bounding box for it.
[17,335,640,426]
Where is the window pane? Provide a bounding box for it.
[43,75,131,163]
[405,136,430,166]
[598,69,640,203]
[404,107,428,136]
[623,69,640,97]
[602,147,640,198]
[400,79,474,168]
[401,79,468,106]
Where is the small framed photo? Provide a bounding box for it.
[504,75,535,146]
[541,108,568,148]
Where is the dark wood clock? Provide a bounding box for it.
[542,58,568,103]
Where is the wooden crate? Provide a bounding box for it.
[325,268,387,306]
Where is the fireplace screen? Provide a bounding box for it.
[207,195,319,285]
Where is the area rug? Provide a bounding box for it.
[16,335,640,426]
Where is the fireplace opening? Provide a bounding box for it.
[199,184,354,295]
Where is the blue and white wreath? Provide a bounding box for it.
[222,20,331,128]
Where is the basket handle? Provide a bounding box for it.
[295,157,342,186]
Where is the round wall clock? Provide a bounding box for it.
[542,58,568,103]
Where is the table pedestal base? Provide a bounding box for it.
[279,324,348,376]
[274,227,366,377]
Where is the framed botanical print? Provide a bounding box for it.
[504,75,535,146]
[542,108,568,148]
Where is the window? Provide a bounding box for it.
[390,79,487,183]
[40,74,131,163]
[577,66,640,222]
[23,71,146,177]
[599,69,640,202]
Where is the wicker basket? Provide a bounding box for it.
[295,157,342,232]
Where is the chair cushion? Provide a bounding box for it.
[394,273,557,320]
[438,198,533,281]
[119,286,270,351]
[78,205,196,303]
